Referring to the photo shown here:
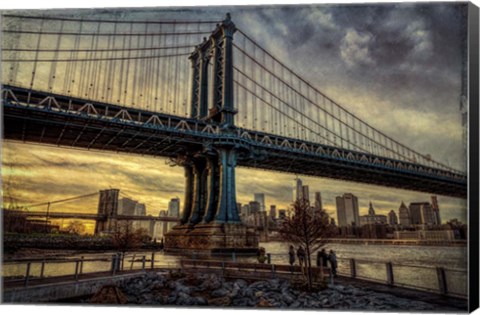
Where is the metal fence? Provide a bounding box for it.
[2,251,468,299]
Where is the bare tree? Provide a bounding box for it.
[111,221,143,254]
[278,198,335,290]
[63,220,86,235]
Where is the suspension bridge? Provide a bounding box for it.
[1,12,467,251]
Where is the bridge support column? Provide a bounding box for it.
[165,147,258,253]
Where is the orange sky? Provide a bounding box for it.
[2,140,467,234]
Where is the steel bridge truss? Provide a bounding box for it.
[2,85,467,198]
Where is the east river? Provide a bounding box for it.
[2,242,467,297]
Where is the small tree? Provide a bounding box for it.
[63,220,86,235]
[111,221,143,254]
[278,198,335,290]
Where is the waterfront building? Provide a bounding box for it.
[336,193,360,227]
[269,205,277,220]
[359,202,387,226]
[293,177,303,202]
[409,202,435,225]
[431,196,441,225]
[241,204,250,217]
[117,197,137,215]
[393,230,455,241]
[388,209,399,225]
[254,193,266,212]
[314,192,323,211]
[167,198,180,218]
[398,201,411,226]
[361,224,387,239]
[134,203,146,216]
[249,201,261,214]
[301,185,310,202]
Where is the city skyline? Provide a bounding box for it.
[1,4,468,232]
[3,140,466,234]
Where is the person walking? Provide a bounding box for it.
[288,245,296,267]
[329,249,338,277]
[317,248,329,268]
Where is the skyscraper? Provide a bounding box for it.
[409,202,435,225]
[269,205,277,220]
[388,210,399,225]
[301,185,310,202]
[314,192,323,211]
[368,201,375,215]
[168,198,180,218]
[431,196,441,225]
[254,193,266,212]
[293,178,303,202]
[398,201,411,226]
[335,193,360,227]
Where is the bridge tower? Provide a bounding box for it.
[165,14,258,253]
[94,189,120,234]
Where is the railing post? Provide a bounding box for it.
[74,260,80,281]
[271,264,276,278]
[80,256,84,275]
[40,260,45,279]
[350,259,356,278]
[24,262,31,287]
[111,254,117,276]
[386,262,394,285]
[436,267,448,295]
[267,253,271,264]
[232,252,236,262]
[142,256,146,272]
[221,261,225,276]
[151,252,155,270]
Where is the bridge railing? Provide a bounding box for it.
[257,253,466,299]
[2,251,179,288]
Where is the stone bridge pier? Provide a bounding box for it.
[164,145,259,253]
[165,13,259,253]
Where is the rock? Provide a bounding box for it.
[234,279,247,288]
[256,297,273,308]
[254,291,264,297]
[211,288,230,298]
[90,285,127,304]
[207,296,232,306]
[200,275,223,290]
[175,283,192,295]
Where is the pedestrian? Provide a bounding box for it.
[317,248,329,268]
[257,247,266,263]
[329,249,338,277]
[288,245,296,267]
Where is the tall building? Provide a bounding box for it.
[293,178,303,202]
[388,210,398,225]
[134,203,146,216]
[249,201,261,214]
[301,185,310,202]
[168,198,180,218]
[409,202,435,225]
[335,193,360,227]
[117,197,137,215]
[359,202,387,226]
[278,209,287,220]
[398,201,411,226]
[254,193,266,212]
[314,192,323,211]
[431,196,441,225]
[269,205,277,220]
[241,204,250,217]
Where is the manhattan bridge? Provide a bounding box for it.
[1,12,467,250]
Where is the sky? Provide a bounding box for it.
[1,2,470,233]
